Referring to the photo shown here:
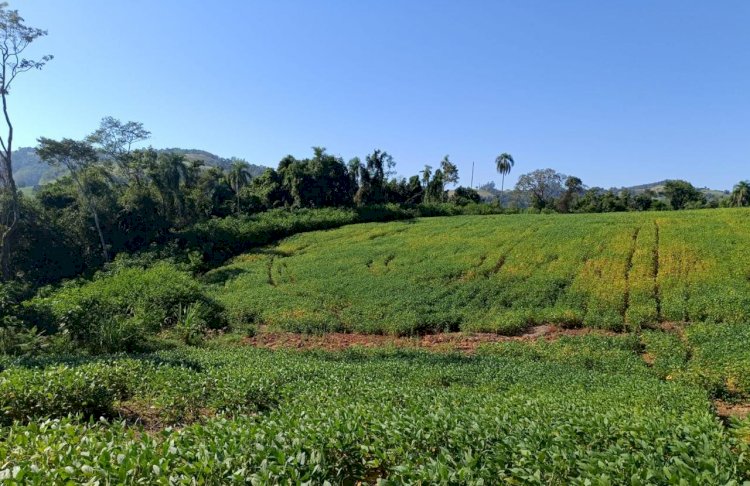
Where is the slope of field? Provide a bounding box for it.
[211,209,750,335]
[1,337,748,483]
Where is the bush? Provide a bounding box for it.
[0,365,117,425]
[30,262,223,353]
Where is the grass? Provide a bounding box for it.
[211,208,750,335]
[1,336,748,483]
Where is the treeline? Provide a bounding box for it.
[5,117,501,289]
[501,169,748,213]
[7,116,750,290]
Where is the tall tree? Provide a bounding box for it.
[226,159,253,214]
[440,155,459,187]
[557,176,584,213]
[731,180,750,207]
[515,168,564,210]
[149,152,190,221]
[355,149,394,205]
[36,138,110,261]
[494,153,515,201]
[0,4,52,279]
[424,169,446,203]
[87,116,150,184]
[420,165,432,187]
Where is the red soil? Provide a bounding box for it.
[243,324,612,353]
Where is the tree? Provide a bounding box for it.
[226,159,253,214]
[355,149,394,205]
[494,153,515,200]
[424,169,445,203]
[36,138,110,261]
[420,165,432,187]
[450,186,480,206]
[148,152,190,221]
[87,117,150,184]
[0,4,52,279]
[632,190,655,211]
[440,155,459,186]
[557,176,584,213]
[663,180,705,210]
[731,180,750,207]
[515,168,564,210]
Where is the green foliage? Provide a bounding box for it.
[640,329,688,379]
[0,282,48,356]
[0,364,123,425]
[664,179,707,210]
[180,205,416,267]
[449,186,481,206]
[0,342,747,483]
[30,262,222,353]
[680,323,750,399]
[175,303,207,345]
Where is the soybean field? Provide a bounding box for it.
[1,336,749,483]
[3,209,750,484]
[213,209,750,335]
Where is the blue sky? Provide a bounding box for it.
[11,1,750,190]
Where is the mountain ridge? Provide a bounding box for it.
[11,147,268,188]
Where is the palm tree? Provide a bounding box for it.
[495,153,515,199]
[226,159,253,215]
[731,180,750,207]
[420,165,432,187]
[149,153,189,220]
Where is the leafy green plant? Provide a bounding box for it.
[0,342,747,482]
[175,302,207,345]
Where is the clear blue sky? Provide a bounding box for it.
[11,0,750,190]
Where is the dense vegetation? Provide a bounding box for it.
[1,335,748,483]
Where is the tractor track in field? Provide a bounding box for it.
[266,256,277,287]
[622,226,641,319]
[653,221,661,320]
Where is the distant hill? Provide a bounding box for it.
[615,180,729,201]
[11,147,268,188]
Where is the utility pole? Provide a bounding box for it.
[470,161,474,188]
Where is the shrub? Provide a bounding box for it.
[30,262,223,353]
[0,365,117,425]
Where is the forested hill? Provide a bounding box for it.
[11,146,268,188]
[616,180,729,199]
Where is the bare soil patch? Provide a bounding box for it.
[243,325,613,353]
[715,400,750,421]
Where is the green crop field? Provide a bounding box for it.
[212,209,750,335]
[1,336,749,483]
[4,209,750,483]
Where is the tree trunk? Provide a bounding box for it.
[0,84,18,281]
[500,173,505,207]
[72,173,109,262]
[0,181,18,280]
[90,206,109,262]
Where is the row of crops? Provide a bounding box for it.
[212,209,750,335]
[1,334,749,483]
